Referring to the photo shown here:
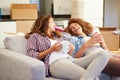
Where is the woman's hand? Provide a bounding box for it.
[50,42,62,52]
[99,34,109,50]
[68,43,75,55]
[38,42,62,59]
[85,32,102,47]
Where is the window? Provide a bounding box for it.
[83,0,103,27]
[30,0,40,11]
[71,0,103,27]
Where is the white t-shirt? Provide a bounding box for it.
[49,39,71,65]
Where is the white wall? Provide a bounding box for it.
[0,21,16,33]
[104,0,120,28]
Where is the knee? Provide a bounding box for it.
[98,50,111,60]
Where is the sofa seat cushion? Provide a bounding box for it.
[4,35,27,55]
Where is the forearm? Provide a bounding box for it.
[38,47,53,60]
[75,44,87,58]
[101,44,108,50]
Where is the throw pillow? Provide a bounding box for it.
[0,32,14,48]
[4,35,27,55]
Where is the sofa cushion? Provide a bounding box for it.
[4,35,27,55]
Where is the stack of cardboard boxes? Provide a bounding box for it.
[10,4,38,34]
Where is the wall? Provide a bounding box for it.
[45,0,53,15]
[0,21,16,33]
[0,0,120,28]
[44,0,120,29]
[104,0,120,28]
[39,0,45,15]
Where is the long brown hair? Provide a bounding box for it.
[66,18,94,36]
[25,15,61,39]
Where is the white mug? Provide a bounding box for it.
[60,41,69,53]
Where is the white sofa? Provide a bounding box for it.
[0,33,63,80]
[0,32,118,80]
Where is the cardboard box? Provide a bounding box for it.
[10,4,38,20]
[16,20,35,33]
[99,28,119,51]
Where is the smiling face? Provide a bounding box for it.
[67,18,94,36]
[69,23,83,36]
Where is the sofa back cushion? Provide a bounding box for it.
[4,35,27,55]
[0,32,15,48]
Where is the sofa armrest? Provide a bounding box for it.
[0,48,45,80]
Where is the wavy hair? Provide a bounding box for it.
[25,15,62,39]
[67,18,94,36]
